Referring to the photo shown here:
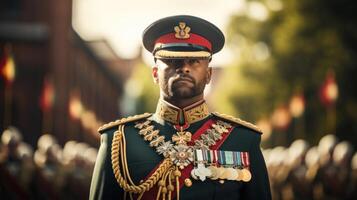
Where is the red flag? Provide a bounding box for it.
[0,50,16,86]
[320,70,338,107]
[40,77,55,112]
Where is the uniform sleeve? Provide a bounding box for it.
[89,132,123,200]
[241,133,272,200]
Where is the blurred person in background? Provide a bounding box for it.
[267,146,288,200]
[305,146,320,199]
[328,141,354,199]
[0,128,97,200]
[32,134,65,200]
[347,153,357,199]
[283,140,310,200]
[63,142,95,200]
[314,134,338,199]
[0,127,23,174]
[0,127,30,199]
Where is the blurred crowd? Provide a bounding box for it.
[1,126,356,200]
[264,135,356,200]
[0,127,97,200]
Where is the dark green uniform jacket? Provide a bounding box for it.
[90,101,271,200]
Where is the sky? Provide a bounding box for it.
[72,0,248,66]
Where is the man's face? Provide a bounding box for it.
[153,58,212,99]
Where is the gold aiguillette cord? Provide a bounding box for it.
[111,125,174,200]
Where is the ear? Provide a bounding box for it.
[152,66,159,84]
[206,67,212,84]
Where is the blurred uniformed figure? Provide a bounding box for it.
[90,15,271,200]
[313,134,338,200]
[32,134,65,200]
[329,141,354,199]
[348,152,357,199]
[284,140,311,200]
[0,127,23,175]
[0,127,30,199]
[63,142,94,200]
[267,146,288,200]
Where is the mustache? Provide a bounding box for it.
[172,74,195,84]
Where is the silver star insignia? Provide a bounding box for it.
[156,141,173,157]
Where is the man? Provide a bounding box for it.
[90,15,271,200]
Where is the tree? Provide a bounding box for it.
[213,0,357,147]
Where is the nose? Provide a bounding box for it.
[176,60,190,74]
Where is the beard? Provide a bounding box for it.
[162,77,206,99]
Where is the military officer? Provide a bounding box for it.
[90,15,271,200]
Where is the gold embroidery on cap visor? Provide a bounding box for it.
[154,50,211,59]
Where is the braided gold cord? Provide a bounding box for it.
[156,166,174,200]
[111,125,174,194]
[120,125,136,186]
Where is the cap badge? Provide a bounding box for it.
[174,22,191,39]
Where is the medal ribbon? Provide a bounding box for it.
[234,151,242,167]
[240,152,250,168]
[177,120,234,197]
[225,151,234,166]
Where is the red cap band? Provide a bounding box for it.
[155,33,212,51]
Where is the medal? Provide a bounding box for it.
[172,124,192,145]
[220,167,230,179]
[207,150,219,179]
[193,149,211,181]
[217,150,229,180]
[208,166,218,179]
[240,152,251,182]
[236,168,244,181]
[195,163,211,181]
[216,167,225,179]
[241,168,252,182]
[226,168,238,180]
[170,144,193,169]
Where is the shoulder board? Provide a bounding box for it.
[98,113,152,133]
[212,112,262,134]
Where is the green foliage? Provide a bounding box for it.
[127,62,159,114]
[213,0,357,146]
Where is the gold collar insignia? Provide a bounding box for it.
[155,100,210,125]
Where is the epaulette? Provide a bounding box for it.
[98,113,152,133]
[212,112,262,134]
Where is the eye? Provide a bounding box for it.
[188,59,200,65]
[161,59,177,66]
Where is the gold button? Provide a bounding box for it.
[219,180,225,184]
[184,178,192,187]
